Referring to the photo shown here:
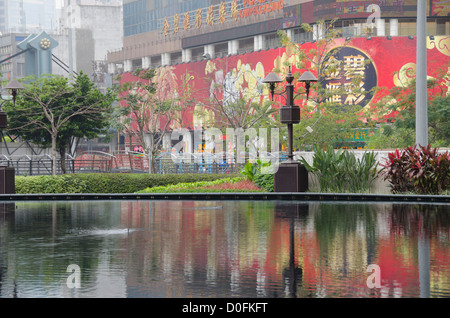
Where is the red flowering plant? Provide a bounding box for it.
[380,145,450,194]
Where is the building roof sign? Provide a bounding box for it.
[162,0,285,38]
[181,17,283,49]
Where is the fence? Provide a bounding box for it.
[0,154,75,176]
[0,151,246,176]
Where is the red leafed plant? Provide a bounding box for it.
[205,180,263,191]
[380,145,450,194]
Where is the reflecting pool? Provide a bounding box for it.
[0,200,448,298]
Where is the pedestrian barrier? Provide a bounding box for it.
[1,151,247,175]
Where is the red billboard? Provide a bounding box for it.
[119,35,450,132]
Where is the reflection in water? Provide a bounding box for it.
[0,200,448,298]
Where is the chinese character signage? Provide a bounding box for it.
[313,0,419,20]
[162,0,285,37]
[336,128,377,148]
[322,46,377,107]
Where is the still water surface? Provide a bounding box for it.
[0,200,448,298]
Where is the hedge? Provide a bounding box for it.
[136,177,249,193]
[14,173,240,194]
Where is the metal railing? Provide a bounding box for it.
[156,161,243,174]
[0,151,251,175]
[0,154,76,176]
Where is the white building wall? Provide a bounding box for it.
[51,2,122,87]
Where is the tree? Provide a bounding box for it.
[4,73,115,175]
[193,59,280,160]
[368,63,450,148]
[202,59,278,131]
[171,69,197,129]
[114,68,182,173]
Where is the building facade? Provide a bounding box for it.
[0,0,59,34]
[0,33,27,82]
[105,0,450,153]
[1,0,123,87]
[107,0,450,73]
[50,0,123,88]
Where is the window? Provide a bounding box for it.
[191,47,204,61]
[238,37,253,54]
[264,32,280,49]
[292,27,313,43]
[17,62,25,77]
[398,19,416,36]
[170,51,182,64]
[214,42,228,58]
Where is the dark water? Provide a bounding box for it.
[0,200,448,298]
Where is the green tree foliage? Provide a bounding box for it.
[4,73,115,175]
[368,65,450,148]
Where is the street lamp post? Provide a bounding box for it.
[0,79,24,194]
[263,67,317,192]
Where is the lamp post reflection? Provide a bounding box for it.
[275,202,309,297]
[0,202,15,297]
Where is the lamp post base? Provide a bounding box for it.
[274,161,308,192]
[0,166,15,194]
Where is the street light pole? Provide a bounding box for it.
[263,67,317,192]
[285,70,296,163]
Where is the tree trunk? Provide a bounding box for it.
[149,151,154,174]
[59,147,67,174]
[51,133,57,176]
[147,133,154,173]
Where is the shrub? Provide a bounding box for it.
[15,173,239,194]
[299,145,380,193]
[253,173,274,192]
[380,145,450,194]
[239,159,275,192]
[239,159,274,181]
[136,177,263,193]
[207,179,263,192]
[341,150,379,193]
[15,174,88,193]
[239,161,258,181]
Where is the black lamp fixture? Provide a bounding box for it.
[262,67,317,192]
[0,78,23,194]
[0,79,24,129]
[298,70,318,100]
[3,79,24,106]
[262,72,282,101]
